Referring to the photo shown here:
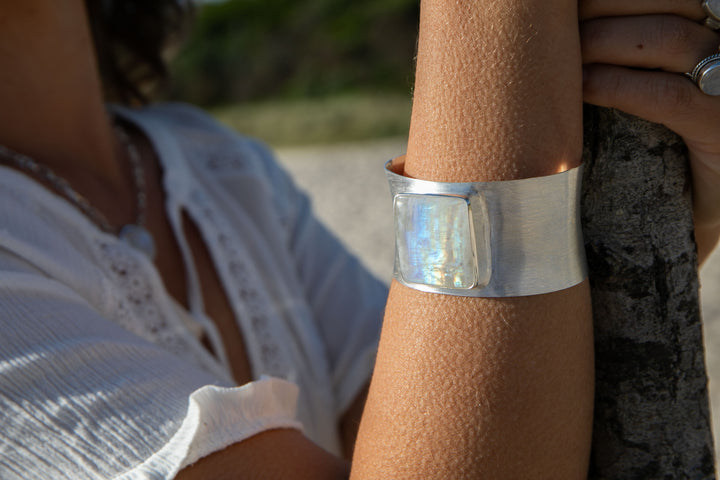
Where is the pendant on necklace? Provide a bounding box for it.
[119,224,156,260]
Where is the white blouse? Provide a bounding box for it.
[0,103,387,479]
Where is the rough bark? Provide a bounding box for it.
[582,105,716,479]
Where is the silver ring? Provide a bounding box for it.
[686,52,720,95]
[703,0,720,30]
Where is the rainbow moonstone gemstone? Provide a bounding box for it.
[394,194,478,289]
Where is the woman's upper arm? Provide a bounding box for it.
[175,429,350,480]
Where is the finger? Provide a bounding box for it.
[582,64,720,145]
[580,0,705,21]
[581,15,720,73]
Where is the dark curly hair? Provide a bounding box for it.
[85,0,194,104]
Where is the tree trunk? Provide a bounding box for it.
[582,105,716,479]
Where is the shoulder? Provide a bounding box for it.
[135,102,234,135]
[119,101,264,152]
[115,102,306,231]
[116,102,281,177]
[128,102,300,207]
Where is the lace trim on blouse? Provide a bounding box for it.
[183,188,290,379]
[91,237,234,384]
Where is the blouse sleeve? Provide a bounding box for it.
[114,102,387,421]
[0,252,302,480]
[253,141,389,416]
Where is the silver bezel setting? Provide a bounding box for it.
[393,192,492,294]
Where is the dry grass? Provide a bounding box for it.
[211,92,411,147]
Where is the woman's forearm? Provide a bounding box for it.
[352,0,593,478]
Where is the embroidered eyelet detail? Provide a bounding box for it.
[93,239,228,380]
[187,190,288,379]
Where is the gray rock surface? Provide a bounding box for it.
[582,107,714,479]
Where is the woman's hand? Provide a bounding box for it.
[580,0,720,262]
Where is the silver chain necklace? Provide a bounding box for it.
[0,124,156,260]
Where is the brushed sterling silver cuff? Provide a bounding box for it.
[386,161,587,297]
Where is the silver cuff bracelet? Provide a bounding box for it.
[386,161,587,297]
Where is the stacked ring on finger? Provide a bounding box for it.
[703,0,720,30]
[687,51,720,95]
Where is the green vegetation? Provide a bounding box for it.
[211,92,411,147]
[165,0,419,145]
[167,0,419,106]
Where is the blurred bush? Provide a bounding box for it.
[167,0,419,106]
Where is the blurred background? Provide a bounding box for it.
[170,0,720,464]
[167,0,418,147]
[164,0,416,281]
